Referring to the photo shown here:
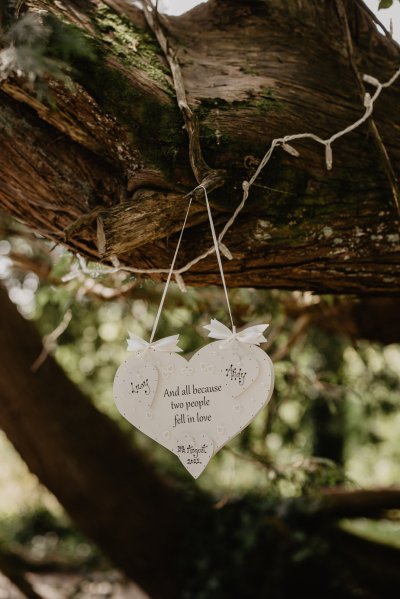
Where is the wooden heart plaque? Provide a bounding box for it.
[114,340,274,477]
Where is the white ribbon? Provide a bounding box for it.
[124,199,191,357]
[203,319,268,346]
[199,185,235,330]
[127,333,183,353]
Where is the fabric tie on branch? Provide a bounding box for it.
[127,333,182,353]
[203,319,268,346]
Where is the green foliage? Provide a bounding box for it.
[92,1,172,92]
[252,87,284,115]
[44,15,97,65]
[0,507,102,568]
[0,11,96,99]
[378,0,396,8]
[179,493,361,599]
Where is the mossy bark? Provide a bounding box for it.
[0,0,399,293]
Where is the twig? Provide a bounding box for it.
[270,313,312,362]
[336,0,400,218]
[224,447,343,482]
[354,0,400,50]
[223,446,275,473]
[96,215,106,257]
[64,207,102,241]
[9,251,54,281]
[31,309,72,372]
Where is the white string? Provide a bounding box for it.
[65,66,400,281]
[149,197,192,343]
[199,184,235,331]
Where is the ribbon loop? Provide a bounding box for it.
[203,319,268,346]
[127,333,182,353]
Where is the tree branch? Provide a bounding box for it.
[336,0,400,218]
[0,285,181,599]
[0,0,399,292]
[284,487,400,521]
[283,296,400,345]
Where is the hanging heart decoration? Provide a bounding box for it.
[113,186,275,478]
[114,321,274,478]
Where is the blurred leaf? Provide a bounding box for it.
[0,11,96,99]
[379,0,394,8]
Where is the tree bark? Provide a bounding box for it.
[284,296,400,344]
[288,487,400,520]
[318,487,400,519]
[0,286,181,599]
[0,0,399,293]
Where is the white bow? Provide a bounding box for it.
[127,333,182,353]
[203,319,268,346]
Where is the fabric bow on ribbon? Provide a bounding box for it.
[203,319,268,346]
[127,333,182,354]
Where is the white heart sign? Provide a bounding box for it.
[113,340,274,478]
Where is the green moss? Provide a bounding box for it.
[75,54,183,171]
[45,14,97,64]
[92,2,173,95]
[198,88,284,116]
[252,87,284,115]
[87,3,184,168]
[239,65,260,76]
[36,8,182,172]
[195,90,285,161]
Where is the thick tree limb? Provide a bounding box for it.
[284,296,400,345]
[0,0,399,293]
[0,286,181,599]
[286,487,400,520]
[319,487,400,519]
